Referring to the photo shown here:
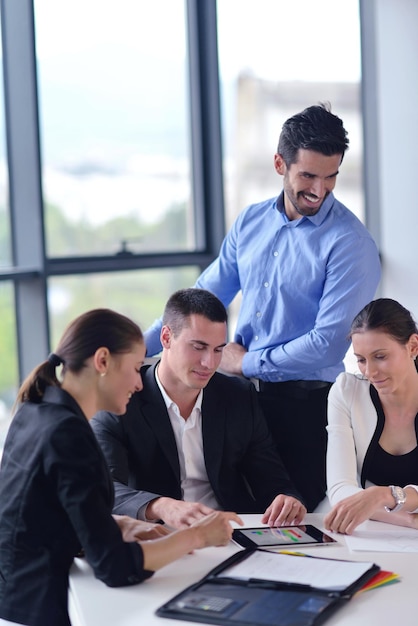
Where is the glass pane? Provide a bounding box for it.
[0,282,18,449]
[48,267,199,347]
[34,0,192,258]
[0,9,12,268]
[217,0,363,226]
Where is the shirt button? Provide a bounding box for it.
[254,335,259,341]
[256,311,261,317]
[273,251,278,256]
[264,282,269,288]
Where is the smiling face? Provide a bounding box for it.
[353,330,418,395]
[159,313,227,395]
[274,148,342,221]
[99,340,145,414]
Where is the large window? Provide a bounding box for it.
[34,0,193,258]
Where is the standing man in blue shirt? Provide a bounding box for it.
[145,103,381,511]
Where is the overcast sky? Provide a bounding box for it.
[33,0,361,83]
[217,0,361,83]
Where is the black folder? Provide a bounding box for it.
[156,548,380,626]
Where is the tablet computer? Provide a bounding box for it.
[232,524,337,549]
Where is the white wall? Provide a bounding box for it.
[361,0,418,319]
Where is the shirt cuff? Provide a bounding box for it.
[242,350,261,379]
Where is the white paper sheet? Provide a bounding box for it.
[345,519,418,552]
[221,550,374,591]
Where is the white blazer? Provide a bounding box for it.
[327,372,383,504]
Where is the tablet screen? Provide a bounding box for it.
[232,524,337,548]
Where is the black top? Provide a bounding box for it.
[0,386,152,626]
[362,385,418,488]
[366,443,418,486]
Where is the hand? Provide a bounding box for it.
[146,497,216,529]
[190,511,244,548]
[140,511,244,571]
[324,487,388,534]
[260,495,307,527]
[325,487,418,535]
[219,342,247,377]
[112,515,171,542]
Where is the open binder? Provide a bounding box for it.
[156,548,380,626]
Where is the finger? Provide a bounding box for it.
[324,510,337,530]
[269,511,294,527]
[134,525,167,539]
[327,509,352,534]
[266,511,282,527]
[185,509,208,525]
[260,506,272,525]
[267,500,297,526]
[282,504,306,526]
[148,526,171,538]
[224,512,244,526]
[175,518,193,530]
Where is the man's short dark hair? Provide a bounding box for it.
[162,288,227,336]
[277,102,349,167]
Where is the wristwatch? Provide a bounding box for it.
[384,485,406,512]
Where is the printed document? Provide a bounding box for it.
[345,519,418,552]
[222,551,374,591]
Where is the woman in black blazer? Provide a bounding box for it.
[0,308,241,626]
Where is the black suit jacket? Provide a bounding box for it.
[91,364,302,518]
[0,387,150,626]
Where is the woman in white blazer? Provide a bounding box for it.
[325,298,418,535]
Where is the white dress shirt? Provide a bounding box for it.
[155,368,220,510]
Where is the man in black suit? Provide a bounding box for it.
[91,288,306,529]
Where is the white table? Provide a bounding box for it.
[69,514,418,626]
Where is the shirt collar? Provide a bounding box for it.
[275,190,335,226]
[154,365,203,413]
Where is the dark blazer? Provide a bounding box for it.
[91,363,302,519]
[0,387,151,626]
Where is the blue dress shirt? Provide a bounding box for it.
[145,192,381,383]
